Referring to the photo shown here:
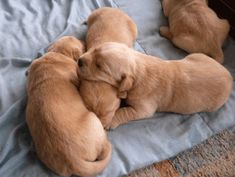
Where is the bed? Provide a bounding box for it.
[0,0,234,177]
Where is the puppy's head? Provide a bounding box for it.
[47,36,85,61]
[78,42,136,93]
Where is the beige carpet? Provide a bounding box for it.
[124,127,235,177]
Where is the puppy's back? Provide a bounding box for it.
[175,53,233,112]
[86,7,137,49]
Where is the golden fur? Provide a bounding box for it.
[47,36,85,61]
[47,36,121,128]
[160,0,230,63]
[78,7,137,128]
[26,46,111,176]
[78,42,233,129]
[86,7,137,49]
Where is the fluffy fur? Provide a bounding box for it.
[160,0,230,63]
[47,36,85,61]
[78,7,137,128]
[86,7,137,49]
[78,42,233,129]
[26,49,111,176]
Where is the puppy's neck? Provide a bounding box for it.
[132,52,168,87]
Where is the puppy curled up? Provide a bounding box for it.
[160,0,230,63]
[79,7,137,128]
[26,37,111,177]
[78,42,233,129]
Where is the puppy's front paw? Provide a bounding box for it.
[103,121,112,130]
[109,120,121,130]
[100,116,113,130]
[103,119,120,130]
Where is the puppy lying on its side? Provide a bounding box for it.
[160,0,230,63]
[79,7,137,128]
[26,39,111,177]
[78,42,233,129]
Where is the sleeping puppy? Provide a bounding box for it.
[78,7,137,128]
[46,36,123,129]
[86,7,137,49]
[78,42,233,129]
[47,36,85,61]
[26,51,111,177]
[160,0,230,63]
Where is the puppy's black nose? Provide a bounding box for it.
[78,58,84,67]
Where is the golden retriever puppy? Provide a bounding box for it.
[86,7,137,49]
[26,51,111,177]
[160,0,230,63]
[78,42,233,129]
[46,36,122,128]
[47,36,85,61]
[77,7,137,128]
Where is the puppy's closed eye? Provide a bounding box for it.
[95,61,110,75]
[95,58,103,70]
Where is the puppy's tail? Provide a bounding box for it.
[74,141,112,177]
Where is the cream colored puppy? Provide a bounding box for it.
[78,42,233,129]
[26,51,111,177]
[78,7,137,128]
[86,7,137,49]
[160,0,230,63]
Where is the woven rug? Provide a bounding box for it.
[124,127,235,177]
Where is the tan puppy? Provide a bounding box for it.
[47,36,85,61]
[78,7,137,128]
[160,0,230,63]
[26,51,111,177]
[47,37,121,129]
[78,42,233,129]
[86,7,137,49]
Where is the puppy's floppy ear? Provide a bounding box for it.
[119,74,134,94]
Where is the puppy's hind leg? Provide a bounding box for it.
[172,35,198,54]
[159,26,173,40]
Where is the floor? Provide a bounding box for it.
[124,127,235,177]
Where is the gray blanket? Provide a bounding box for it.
[0,0,234,177]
